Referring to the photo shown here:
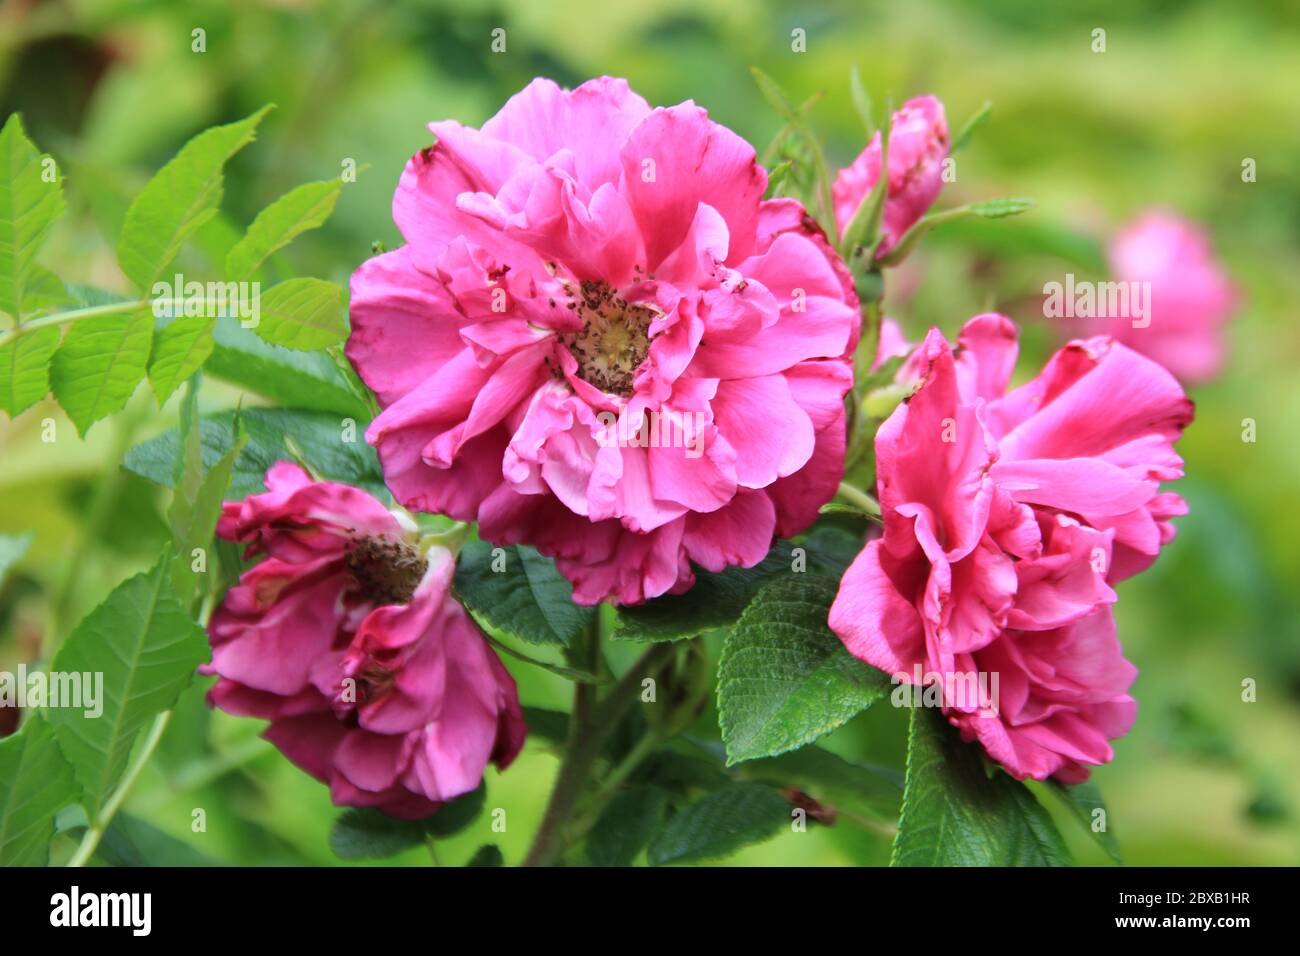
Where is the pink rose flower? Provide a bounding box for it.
[832,96,949,256]
[1088,210,1238,383]
[347,77,859,605]
[203,462,526,819]
[829,315,1194,782]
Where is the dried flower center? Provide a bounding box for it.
[561,280,654,396]
[346,535,427,606]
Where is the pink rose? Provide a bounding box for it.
[1088,210,1238,383]
[203,462,526,819]
[347,77,859,605]
[832,96,949,256]
[829,315,1194,782]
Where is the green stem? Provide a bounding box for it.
[521,640,674,866]
[67,710,172,867]
[837,481,881,517]
[0,296,247,348]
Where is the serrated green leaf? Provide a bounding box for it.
[718,576,888,765]
[0,531,32,587]
[648,783,790,865]
[47,556,207,816]
[226,178,342,280]
[453,540,595,647]
[586,786,667,866]
[0,324,59,417]
[613,541,794,643]
[116,106,272,292]
[329,785,483,860]
[891,707,1072,866]
[147,315,215,404]
[1046,778,1123,864]
[250,277,346,350]
[20,264,72,318]
[124,406,384,501]
[50,310,153,434]
[0,717,80,866]
[0,114,65,322]
[205,316,369,418]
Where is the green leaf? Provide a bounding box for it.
[205,316,369,418]
[225,178,342,280]
[718,577,888,765]
[329,785,484,860]
[83,812,225,867]
[891,707,1072,866]
[329,810,428,861]
[968,197,1036,219]
[0,531,32,587]
[0,718,79,866]
[951,101,992,153]
[0,324,58,417]
[848,66,875,136]
[735,745,903,820]
[1046,778,1123,864]
[613,541,794,643]
[251,277,346,350]
[116,106,272,292]
[20,264,73,318]
[647,783,790,865]
[147,315,215,404]
[168,415,247,605]
[124,406,385,501]
[50,310,153,434]
[875,197,1036,268]
[0,113,66,321]
[465,844,504,867]
[586,786,667,866]
[47,555,208,816]
[453,540,595,647]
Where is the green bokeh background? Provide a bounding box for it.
[1,0,1297,866]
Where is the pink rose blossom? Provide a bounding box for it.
[832,96,949,256]
[1086,209,1237,383]
[829,315,1193,782]
[203,462,526,819]
[348,77,859,605]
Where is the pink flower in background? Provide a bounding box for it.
[204,462,525,819]
[348,77,859,605]
[1086,210,1237,383]
[829,315,1194,782]
[832,96,949,256]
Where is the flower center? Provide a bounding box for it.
[561,280,654,396]
[346,535,427,606]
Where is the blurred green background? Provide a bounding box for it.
[1,0,1297,865]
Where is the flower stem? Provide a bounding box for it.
[521,639,674,866]
[66,710,172,867]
